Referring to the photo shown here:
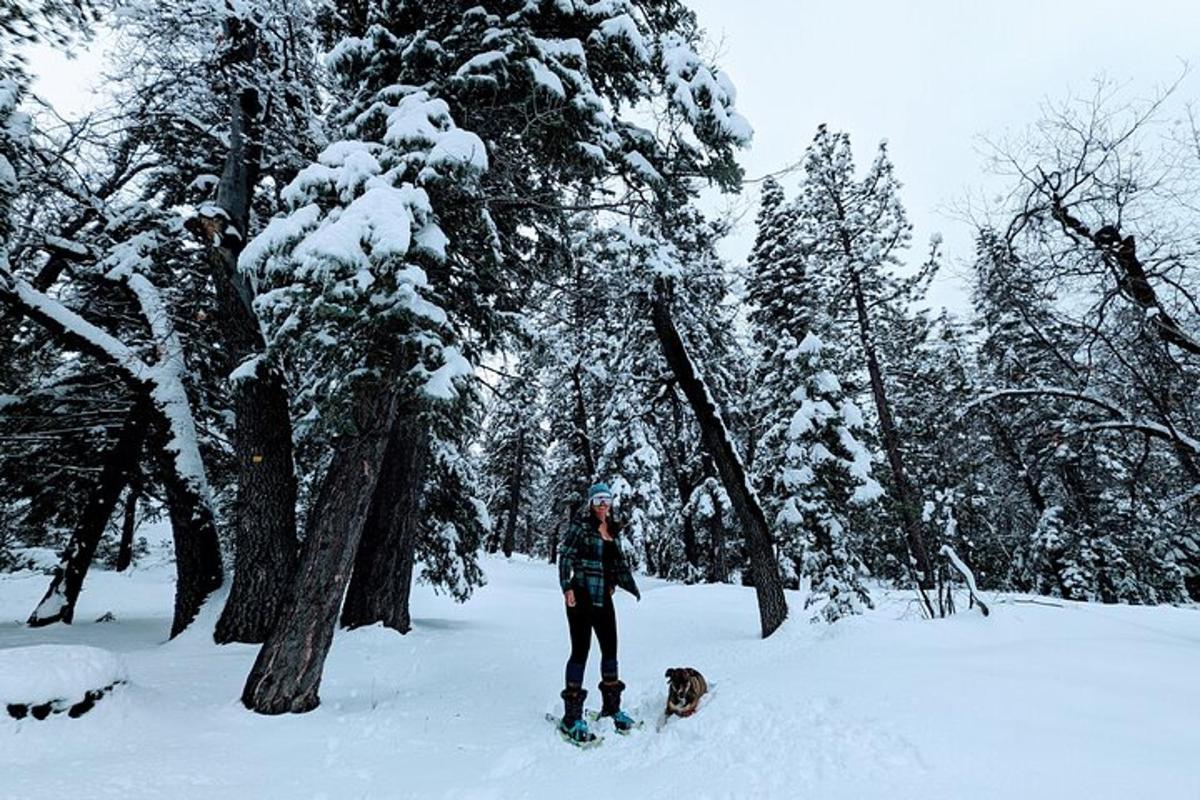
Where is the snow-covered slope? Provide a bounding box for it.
[1,555,1196,799]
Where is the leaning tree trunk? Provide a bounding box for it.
[243,383,400,714]
[28,405,145,627]
[340,410,431,634]
[206,12,299,645]
[848,269,936,612]
[649,278,788,638]
[0,271,223,637]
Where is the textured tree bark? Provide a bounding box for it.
[848,268,936,610]
[212,367,299,644]
[206,12,300,644]
[242,384,400,714]
[27,406,145,627]
[649,278,788,638]
[340,410,430,634]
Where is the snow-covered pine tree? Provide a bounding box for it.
[526,212,620,522]
[746,175,839,586]
[881,310,999,607]
[665,211,756,581]
[683,477,737,584]
[969,229,1081,593]
[774,332,879,622]
[790,125,936,613]
[632,215,790,633]
[573,208,752,584]
[240,0,766,710]
[416,399,489,603]
[480,366,545,558]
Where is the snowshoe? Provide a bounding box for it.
[587,708,644,734]
[545,712,602,748]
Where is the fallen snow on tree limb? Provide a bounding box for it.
[107,260,215,509]
[940,544,990,616]
[4,264,214,509]
[7,275,153,380]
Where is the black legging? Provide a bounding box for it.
[565,589,618,686]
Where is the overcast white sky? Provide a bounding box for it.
[26,1,1200,310]
[686,0,1200,309]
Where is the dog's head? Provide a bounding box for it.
[665,667,701,710]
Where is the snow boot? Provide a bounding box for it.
[598,679,636,733]
[559,686,597,745]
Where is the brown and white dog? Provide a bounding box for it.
[664,667,707,718]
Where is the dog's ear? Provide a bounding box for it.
[665,668,676,679]
[686,668,698,678]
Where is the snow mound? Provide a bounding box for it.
[0,645,127,706]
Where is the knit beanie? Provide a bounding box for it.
[588,482,613,503]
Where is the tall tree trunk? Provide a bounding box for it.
[570,361,596,477]
[242,383,400,714]
[27,405,145,627]
[115,477,140,573]
[341,410,431,634]
[848,269,936,608]
[548,518,562,564]
[707,485,730,584]
[649,278,788,638]
[502,428,526,558]
[146,415,225,640]
[206,12,300,645]
[666,386,701,572]
[212,368,299,644]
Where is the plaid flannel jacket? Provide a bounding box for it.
[558,512,641,607]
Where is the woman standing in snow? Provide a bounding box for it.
[556,482,641,744]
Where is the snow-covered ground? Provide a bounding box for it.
[1,550,1197,800]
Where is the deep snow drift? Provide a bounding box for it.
[1,549,1197,800]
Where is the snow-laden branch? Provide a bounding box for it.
[968,386,1200,455]
[0,265,214,507]
[0,271,153,380]
[109,266,215,508]
[1075,421,1200,455]
[939,545,990,617]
